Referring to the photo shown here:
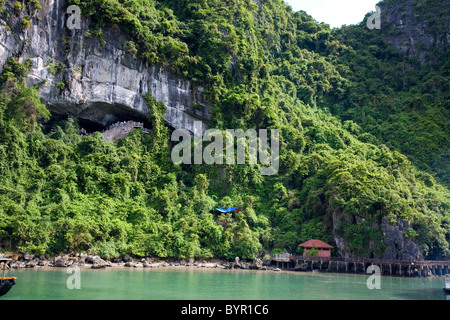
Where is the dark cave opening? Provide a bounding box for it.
[41,114,152,135]
[41,101,154,136]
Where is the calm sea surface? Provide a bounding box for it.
[1,267,448,300]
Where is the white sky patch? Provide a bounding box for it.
[285,0,381,28]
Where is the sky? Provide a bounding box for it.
[285,0,381,28]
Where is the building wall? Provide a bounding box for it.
[304,248,331,258]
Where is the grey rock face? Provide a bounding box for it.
[332,210,421,261]
[379,1,450,65]
[381,217,421,261]
[331,210,353,259]
[0,0,210,133]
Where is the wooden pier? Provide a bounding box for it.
[272,255,450,277]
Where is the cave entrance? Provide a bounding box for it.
[78,118,106,133]
[42,114,152,136]
[75,102,153,135]
[42,102,153,136]
[41,102,180,140]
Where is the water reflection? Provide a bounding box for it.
[0,268,447,300]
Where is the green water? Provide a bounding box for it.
[1,268,448,300]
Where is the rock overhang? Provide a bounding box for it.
[0,0,210,135]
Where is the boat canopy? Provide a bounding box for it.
[216,207,239,213]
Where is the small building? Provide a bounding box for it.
[215,207,240,228]
[298,239,333,258]
[215,207,241,214]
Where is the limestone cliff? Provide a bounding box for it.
[378,0,450,65]
[0,0,210,133]
[331,200,422,261]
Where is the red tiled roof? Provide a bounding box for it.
[298,239,333,249]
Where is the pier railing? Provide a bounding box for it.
[289,255,450,266]
[272,253,291,261]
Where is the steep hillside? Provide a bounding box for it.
[0,0,448,260]
[329,0,449,186]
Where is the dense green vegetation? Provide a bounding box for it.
[0,0,448,260]
[329,0,449,187]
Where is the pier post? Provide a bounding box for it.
[437,265,443,276]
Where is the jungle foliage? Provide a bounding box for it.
[0,0,448,260]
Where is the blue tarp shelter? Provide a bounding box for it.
[215,207,239,213]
